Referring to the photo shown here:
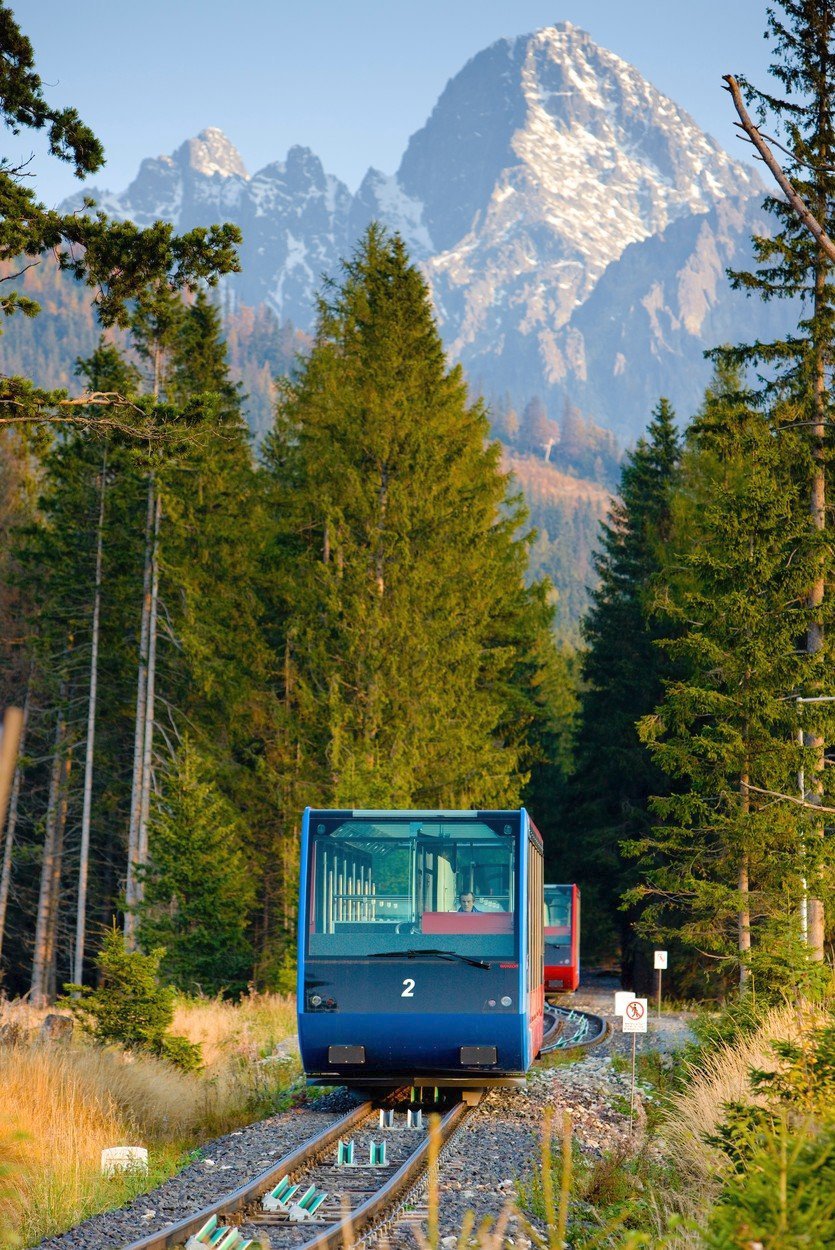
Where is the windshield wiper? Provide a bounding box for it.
[366,947,490,969]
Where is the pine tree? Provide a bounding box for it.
[629,366,817,991]
[565,399,681,975]
[0,4,240,433]
[168,292,242,410]
[263,226,557,815]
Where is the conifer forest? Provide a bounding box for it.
[8,2,835,1246]
[2,0,835,1009]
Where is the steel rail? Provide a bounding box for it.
[294,1100,468,1250]
[119,1100,374,1250]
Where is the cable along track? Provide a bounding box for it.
[541,1004,610,1054]
[120,1095,468,1250]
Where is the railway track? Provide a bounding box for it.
[121,1092,467,1250]
[118,1007,607,1250]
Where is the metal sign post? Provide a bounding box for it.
[622,997,648,1134]
[654,951,667,1023]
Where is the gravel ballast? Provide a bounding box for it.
[34,980,693,1250]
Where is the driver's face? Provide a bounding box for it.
[460,893,475,912]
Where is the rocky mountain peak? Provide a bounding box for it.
[176,127,249,179]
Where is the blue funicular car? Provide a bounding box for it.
[297,807,544,1089]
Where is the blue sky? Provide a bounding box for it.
[13,1,772,205]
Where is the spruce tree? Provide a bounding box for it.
[138,737,255,995]
[263,225,557,813]
[629,366,817,992]
[565,399,681,975]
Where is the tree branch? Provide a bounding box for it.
[0,391,159,438]
[743,780,835,814]
[723,74,835,264]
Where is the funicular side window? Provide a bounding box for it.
[307,814,519,959]
[544,885,573,964]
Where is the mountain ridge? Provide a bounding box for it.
[59,22,777,438]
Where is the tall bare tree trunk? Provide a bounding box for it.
[31,694,68,1006]
[125,477,154,948]
[738,766,751,989]
[135,491,161,918]
[73,453,106,986]
[44,749,72,1002]
[0,697,27,962]
[806,222,828,962]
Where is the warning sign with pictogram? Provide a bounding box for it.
[622,997,648,1033]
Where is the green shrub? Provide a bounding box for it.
[704,1009,835,1246]
[64,928,202,1071]
[155,1032,202,1073]
[705,1115,835,1248]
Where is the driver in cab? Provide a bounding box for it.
[457,891,479,913]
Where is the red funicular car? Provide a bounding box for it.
[543,883,580,992]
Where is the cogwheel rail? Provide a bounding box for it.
[97,1011,607,1250]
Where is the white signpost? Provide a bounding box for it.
[622,997,647,1034]
[654,950,668,1022]
[622,997,647,1133]
[614,990,635,1016]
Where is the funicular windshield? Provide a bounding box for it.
[307,812,519,960]
[544,884,573,965]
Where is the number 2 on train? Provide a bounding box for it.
[401,978,415,997]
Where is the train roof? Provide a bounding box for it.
[306,808,526,818]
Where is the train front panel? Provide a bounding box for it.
[297,808,532,1085]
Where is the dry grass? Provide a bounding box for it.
[661,1000,825,1187]
[0,1044,192,1242]
[172,990,296,1067]
[0,992,298,1247]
